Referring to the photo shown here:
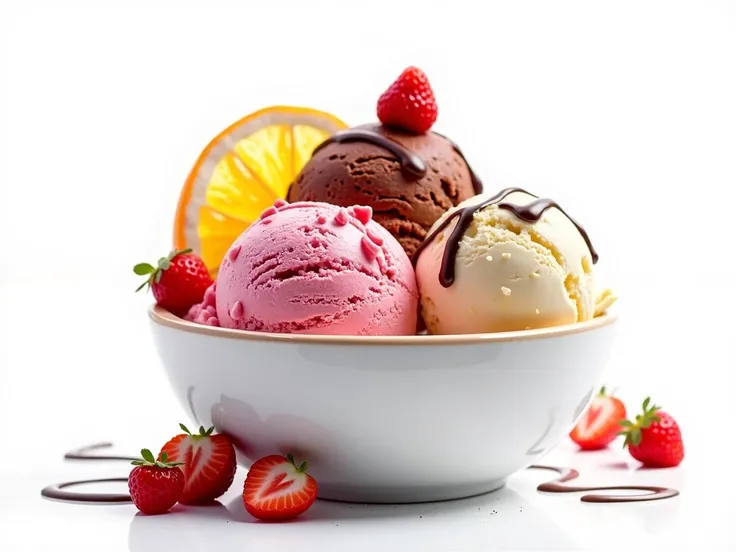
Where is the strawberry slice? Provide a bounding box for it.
[243,454,318,521]
[158,424,236,505]
[569,386,627,450]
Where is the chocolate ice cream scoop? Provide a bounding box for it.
[287,123,481,258]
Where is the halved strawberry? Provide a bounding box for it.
[243,454,318,521]
[158,424,236,505]
[569,386,627,450]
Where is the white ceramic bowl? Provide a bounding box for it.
[149,305,617,504]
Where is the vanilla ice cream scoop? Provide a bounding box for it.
[415,188,615,334]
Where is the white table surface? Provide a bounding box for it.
[2,443,729,552]
[3,1,736,548]
[1,281,734,551]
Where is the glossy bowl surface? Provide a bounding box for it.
[150,305,617,503]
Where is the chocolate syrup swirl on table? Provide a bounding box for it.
[41,478,132,503]
[412,187,600,287]
[63,442,138,462]
[312,127,484,194]
[41,443,678,505]
[534,465,679,503]
[41,444,136,503]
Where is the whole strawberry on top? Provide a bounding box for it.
[243,453,318,521]
[128,448,185,515]
[134,248,213,317]
[569,386,627,450]
[287,65,480,259]
[158,424,236,505]
[619,397,684,468]
[376,66,438,134]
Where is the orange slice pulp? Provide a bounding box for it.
[173,106,348,275]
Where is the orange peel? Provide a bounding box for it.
[173,106,348,275]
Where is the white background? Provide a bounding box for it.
[1,1,735,550]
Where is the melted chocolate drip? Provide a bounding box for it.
[498,198,599,264]
[412,187,598,287]
[531,465,679,503]
[312,127,483,193]
[433,132,483,195]
[41,442,679,506]
[313,128,427,178]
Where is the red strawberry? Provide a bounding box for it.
[377,66,438,134]
[158,424,237,505]
[128,448,185,515]
[243,454,318,521]
[619,397,685,468]
[134,248,213,317]
[569,386,627,450]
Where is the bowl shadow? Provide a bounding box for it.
[224,485,523,523]
[128,486,582,551]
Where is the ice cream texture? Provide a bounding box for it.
[214,200,418,335]
[415,189,616,334]
[287,123,479,258]
[184,282,219,327]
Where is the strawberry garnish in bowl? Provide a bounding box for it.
[128,448,185,515]
[158,424,237,505]
[569,386,627,450]
[243,454,318,521]
[134,248,213,317]
[377,66,438,134]
[619,397,685,468]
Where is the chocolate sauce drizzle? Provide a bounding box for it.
[533,465,679,503]
[314,128,427,178]
[499,198,598,265]
[412,187,599,287]
[41,442,679,506]
[312,127,483,194]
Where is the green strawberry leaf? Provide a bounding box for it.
[133,263,155,275]
[141,448,155,463]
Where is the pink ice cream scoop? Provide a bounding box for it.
[184,282,219,326]
[215,200,418,335]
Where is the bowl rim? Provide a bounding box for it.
[149,305,618,346]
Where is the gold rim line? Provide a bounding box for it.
[149,305,618,346]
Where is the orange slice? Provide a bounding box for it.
[174,106,348,275]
